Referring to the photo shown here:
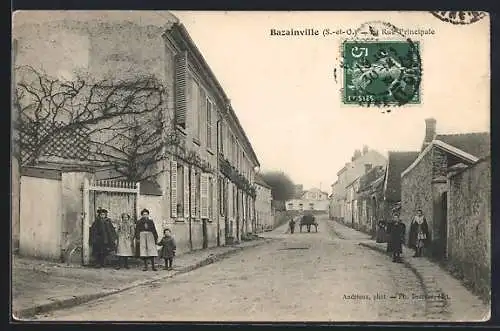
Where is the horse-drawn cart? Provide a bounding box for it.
[300,213,318,233]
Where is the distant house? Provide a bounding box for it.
[330,146,387,222]
[286,188,329,213]
[401,118,490,260]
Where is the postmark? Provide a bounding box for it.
[341,21,422,107]
[430,11,486,25]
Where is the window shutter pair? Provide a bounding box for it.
[175,52,188,129]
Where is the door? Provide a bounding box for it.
[202,219,208,249]
[439,192,448,259]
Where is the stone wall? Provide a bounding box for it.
[401,149,434,245]
[447,157,491,298]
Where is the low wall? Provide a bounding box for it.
[19,169,63,260]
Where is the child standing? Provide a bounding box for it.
[115,213,134,269]
[158,228,176,270]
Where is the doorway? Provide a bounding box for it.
[438,192,448,259]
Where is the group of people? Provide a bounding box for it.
[89,208,177,271]
[377,209,430,263]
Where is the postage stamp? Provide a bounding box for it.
[342,40,421,107]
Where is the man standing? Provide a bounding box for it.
[389,212,406,263]
[289,218,296,234]
[89,208,117,268]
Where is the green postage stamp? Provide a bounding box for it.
[342,40,421,107]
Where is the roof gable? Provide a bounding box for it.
[384,151,419,201]
[254,174,272,189]
[435,132,490,159]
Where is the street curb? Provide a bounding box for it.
[358,242,451,319]
[14,238,273,320]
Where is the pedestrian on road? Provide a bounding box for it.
[385,219,394,253]
[135,209,159,271]
[289,218,296,234]
[409,209,430,257]
[389,212,406,263]
[89,208,117,268]
[158,228,176,270]
[376,220,386,243]
[115,213,135,269]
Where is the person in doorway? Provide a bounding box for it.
[115,213,135,269]
[135,209,159,271]
[89,208,117,268]
[289,218,296,234]
[409,209,430,257]
[158,228,176,270]
[389,212,406,263]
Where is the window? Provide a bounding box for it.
[176,164,184,216]
[207,100,213,149]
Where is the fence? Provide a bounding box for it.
[82,178,140,265]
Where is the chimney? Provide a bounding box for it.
[362,145,369,155]
[422,118,437,151]
[364,163,372,173]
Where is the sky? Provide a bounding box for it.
[172,12,490,191]
[171,11,490,191]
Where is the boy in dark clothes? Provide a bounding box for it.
[390,213,406,263]
[158,228,176,270]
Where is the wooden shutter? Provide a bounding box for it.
[184,165,189,218]
[212,176,218,220]
[175,52,188,128]
[200,173,209,219]
[211,105,217,151]
[207,102,213,149]
[190,167,196,219]
[228,181,232,219]
[200,90,207,146]
[170,160,177,218]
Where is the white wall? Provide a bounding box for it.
[20,175,62,260]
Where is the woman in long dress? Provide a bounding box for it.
[115,213,134,269]
[409,209,430,257]
[135,209,159,271]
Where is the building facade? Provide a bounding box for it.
[330,146,387,222]
[286,188,329,213]
[254,174,273,231]
[13,12,260,256]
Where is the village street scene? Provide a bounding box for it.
[11,11,490,322]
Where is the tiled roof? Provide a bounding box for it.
[435,132,490,159]
[359,165,385,191]
[254,174,272,189]
[384,151,419,202]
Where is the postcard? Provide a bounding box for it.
[11,10,490,322]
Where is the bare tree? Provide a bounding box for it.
[14,66,177,182]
